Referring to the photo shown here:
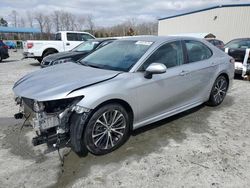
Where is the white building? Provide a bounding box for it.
[158,4,250,43]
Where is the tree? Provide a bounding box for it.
[35,12,46,33]
[19,17,26,27]
[26,11,34,28]
[53,10,61,31]
[10,10,18,27]
[0,18,8,27]
[86,15,95,34]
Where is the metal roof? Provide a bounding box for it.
[159,3,250,21]
[0,26,41,33]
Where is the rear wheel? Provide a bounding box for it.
[39,50,57,63]
[0,56,2,62]
[207,75,228,106]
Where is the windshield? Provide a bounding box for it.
[225,39,250,49]
[72,41,100,52]
[80,40,153,72]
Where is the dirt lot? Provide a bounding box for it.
[0,50,250,188]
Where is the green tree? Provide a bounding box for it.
[0,18,8,27]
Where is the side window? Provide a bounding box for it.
[185,40,212,63]
[55,33,61,41]
[141,41,184,70]
[67,33,79,41]
[78,33,94,41]
[214,40,220,46]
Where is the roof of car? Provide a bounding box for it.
[118,35,204,43]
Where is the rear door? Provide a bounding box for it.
[181,40,217,101]
[64,33,94,51]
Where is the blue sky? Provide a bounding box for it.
[0,0,249,27]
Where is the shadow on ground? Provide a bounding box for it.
[29,62,41,66]
[0,117,47,163]
[0,59,21,63]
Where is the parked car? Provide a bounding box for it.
[0,40,9,62]
[41,38,116,68]
[224,38,250,76]
[23,31,95,63]
[206,38,224,50]
[5,41,17,49]
[13,36,234,156]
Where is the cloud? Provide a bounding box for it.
[0,0,249,27]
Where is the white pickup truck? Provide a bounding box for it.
[23,31,95,62]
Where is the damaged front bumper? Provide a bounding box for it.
[14,96,89,148]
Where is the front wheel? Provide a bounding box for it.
[71,104,130,156]
[207,75,228,106]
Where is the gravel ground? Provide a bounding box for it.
[0,50,250,188]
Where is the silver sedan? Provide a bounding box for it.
[13,36,234,156]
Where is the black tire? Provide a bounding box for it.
[37,58,42,63]
[206,75,229,106]
[70,113,89,157]
[70,103,130,156]
[0,56,2,62]
[40,50,57,63]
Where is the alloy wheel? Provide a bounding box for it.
[92,110,126,150]
[212,77,228,104]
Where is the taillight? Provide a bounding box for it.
[230,58,235,64]
[27,42,33,49]
[3,45,8,49]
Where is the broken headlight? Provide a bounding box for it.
[43,96,84,113]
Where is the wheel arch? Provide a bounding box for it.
[42,48,58,57]
[92,99,134,131]
[218,72,230,86]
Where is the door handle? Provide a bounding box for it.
[66,43,70,46]
[179,70,189,76]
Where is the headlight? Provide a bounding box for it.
[43,96,84,113]
[52,58,72,65]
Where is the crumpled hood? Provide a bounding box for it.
[13,62,120,101]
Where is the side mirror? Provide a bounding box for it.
[144,63,167,79]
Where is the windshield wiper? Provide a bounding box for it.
[87,64,103,69]
[78,61,89,66]
[78,61,103,69]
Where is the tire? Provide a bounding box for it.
[0,56,2,62]
[206,75,229,106]
[40,50,56,63]
[71,103,130,156]
[70,113,89,157]
[37,58,42,63]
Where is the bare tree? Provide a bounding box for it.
[44,16,52,34]
[10,10,18,27]
[35,12,46,33]
[75,16,85,31]
[19,17,26,28]
[86,15,95,34]
[26,11,34,28]
[53,10,61,31]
